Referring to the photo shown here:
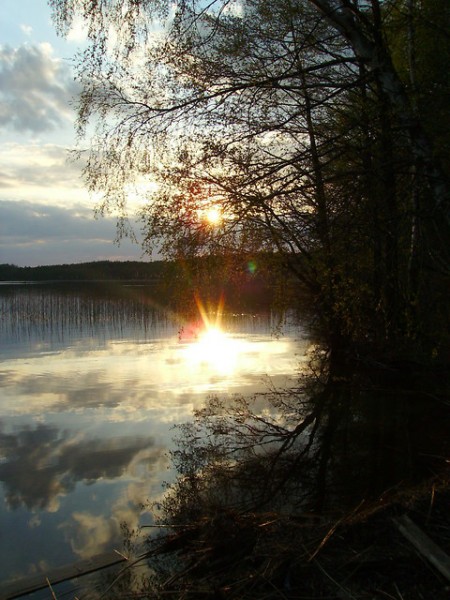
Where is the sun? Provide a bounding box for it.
[204,207,222,225]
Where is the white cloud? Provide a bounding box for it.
[20,24,33,36]
[28,515,42,528]
[0,142,87,204]
[0,43,80,133]
[66,512,118,557]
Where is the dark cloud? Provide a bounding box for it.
[0,44,80,133]
[1,200,116,241]
[0,423,161,510]
[0,200,147,265]
[2,201,89,240]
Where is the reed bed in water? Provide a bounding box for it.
[0,284,167,344]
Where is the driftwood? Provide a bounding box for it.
[0,550,128,600]
[394,514,450,582]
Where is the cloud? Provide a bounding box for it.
[0,43,80,133]
[0,423,163,511]
[0,142,92,217]
[0,145,151,267]
[66,512,119,557]
[0,362,206,422]
[20,24,33,37]
[0,199,146,265]
[0,200,115,242]
[60,457,170,560]
[0,142,84,191]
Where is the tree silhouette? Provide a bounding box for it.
[50,0,450,355]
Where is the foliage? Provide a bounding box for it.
[49,0,450,359]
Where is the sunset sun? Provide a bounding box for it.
[204,207,222,225]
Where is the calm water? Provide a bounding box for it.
[0,282,309,590]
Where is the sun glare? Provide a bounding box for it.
[183,326,241,375]
[205,207,222,225]
[179,295,243,375]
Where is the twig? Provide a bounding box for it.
[426,482,436,525]
[393,582,405,599]
[46,578,58,600]
[309,500,365,561]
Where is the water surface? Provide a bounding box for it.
[0,282,309,589]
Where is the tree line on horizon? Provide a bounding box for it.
[0,260,167,281]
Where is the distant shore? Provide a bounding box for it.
[0,260,166,282]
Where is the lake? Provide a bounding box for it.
[0,282,310,594]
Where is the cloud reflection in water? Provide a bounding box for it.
[0,295,307,582]
[0,423,162,511]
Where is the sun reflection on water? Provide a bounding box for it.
[0,285,310,586]
[179,294,247,376]
[182,326,244,376]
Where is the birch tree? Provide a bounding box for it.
[50,0,450,356]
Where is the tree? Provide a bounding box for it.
[50,0,450,358]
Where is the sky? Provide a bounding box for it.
[0,0,148,267]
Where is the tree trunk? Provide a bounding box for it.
[308,0,450,225]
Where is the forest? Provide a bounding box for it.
[46,0,450,597]
[0,260,166,281]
